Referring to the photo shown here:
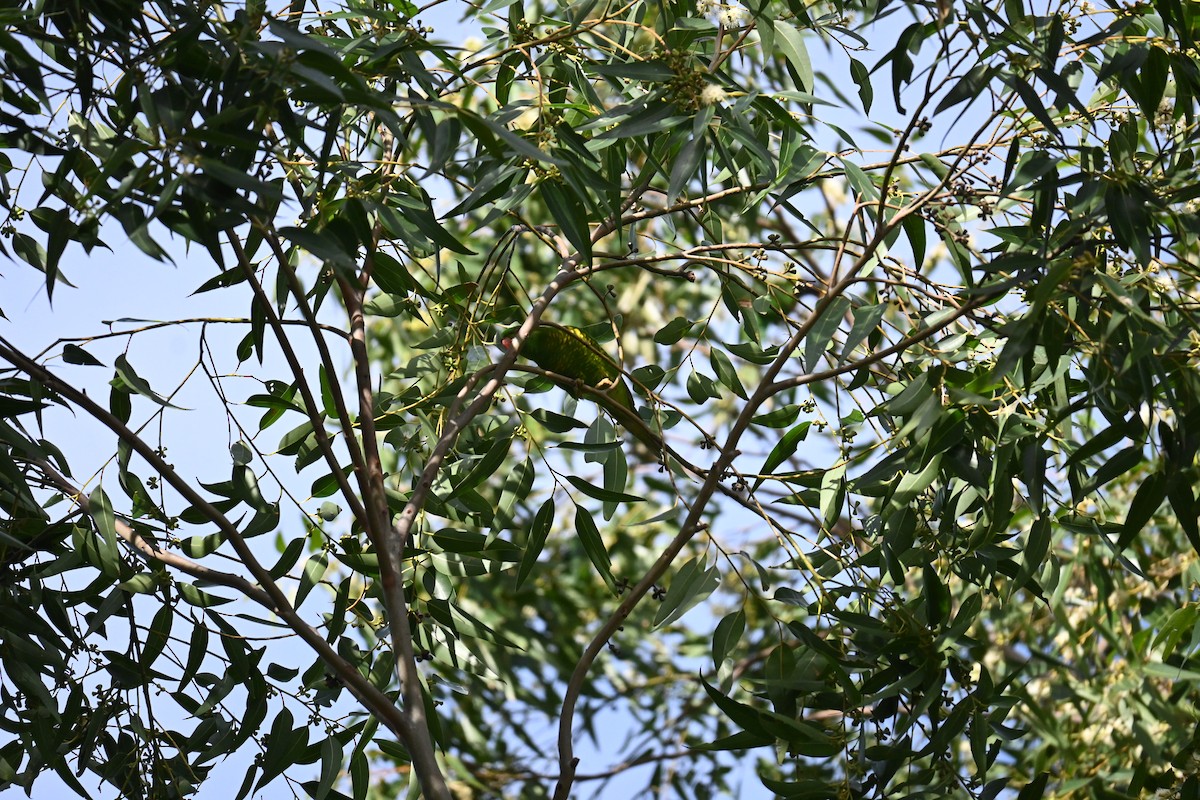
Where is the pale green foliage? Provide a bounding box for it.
[1,1,1200,799]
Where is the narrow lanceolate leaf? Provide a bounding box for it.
[1119,471,1167,549]
[312,735,342,800]
[712,609,746,668]
[516,498,555,589]
[710,347,747,400]
[448,434,512,500]
[539,180,592,263]
[923,563,950,626]
[753,421,811,491]
[62,343,103,366]
[293,552,329,610]
[805,296,851,372]
[113,354,185,408]
[256,708,308,790]
[89,486,120,556]
[654,556,720,629]
[838,302,887,364]
[574,505,614,589]
[771,20,813,91]
[566,475,644,505]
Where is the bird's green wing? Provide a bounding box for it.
[520,324,634,410]
[510,323,664,453]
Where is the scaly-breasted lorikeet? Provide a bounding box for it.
[502,322,663,453]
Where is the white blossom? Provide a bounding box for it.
[718,5,749,26]
[700,84,728,106]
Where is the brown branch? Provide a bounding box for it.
[28,454,277,608]
[0,336,419,748]
[550,171,941,791]
[228,231,369,532]
[337,267,451,800]
[549,272,866,796]
[32,317,349,363]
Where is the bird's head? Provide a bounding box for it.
[498,326,519,352]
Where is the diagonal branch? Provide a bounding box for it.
[0,336,417,747]
[337,266,451,800]
[230,233,372,528]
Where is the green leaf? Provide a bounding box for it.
[372,251,415,294]
[141,604,173,669]
[771,20,813,91]
[590,60,676,81]
[1105,181,1152,266]
[805,296,851,371]
[700,674,770,737]
[751,404,801,428]
[686,370,721,404]
[936,63,996,114]
[1005,74,1060,137]
[668,122,707,204]
[688,729,774,751]
[230,440,254,466]
[601,435,628,521]
[1016,773,1049,800]
[923,563,950,626]
[753,422,812,491]
[1141,662,1200,682]
[269,537,306,580]
[448,435,512,500]
[1151,604,1200,657]
[112,354,184,408]
[11,232,47,272]
[294,552,329,610]
[1012,515,1051,597]
[712,609,746,668]
[62,344,103,366]
[233,464,271,513]
[312,735,342,800]
[109,380,131,425]
[654,556,720,628]
[654,316,694,345]
[516,498,554,589]
[531,409,588,433]
[1169,483,1200,557]
[710,347,748,400]
[363,293,408,317]
[566,475,644,506]
[838,302,886,364]
[178,582,233,607]
[849,57,873,112]
[574,505,614,589]
[888,453,940,510]
[539,180,592,262]
[256,708,309,789]
[495,455,534,530]
[457,107,565,166]
[118,572,158,594]
[918,153,950,182]
[839,158,878,201]
[88,486,121,572]
[819,466,846,529]
[596,98,687,139]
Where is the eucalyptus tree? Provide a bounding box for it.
[1,1,1198,798]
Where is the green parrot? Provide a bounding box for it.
[503,323,664,453]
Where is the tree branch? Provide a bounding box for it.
[0,336,419,748]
